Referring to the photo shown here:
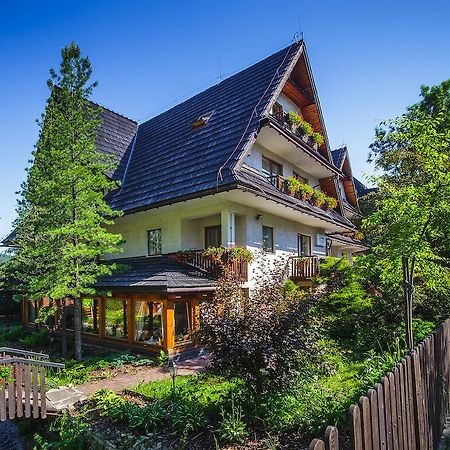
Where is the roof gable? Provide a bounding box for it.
[109,42,302,212]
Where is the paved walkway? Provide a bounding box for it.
[46,356,208,410]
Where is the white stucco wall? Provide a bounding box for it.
[274,93,300,115]
[244,143,320,187]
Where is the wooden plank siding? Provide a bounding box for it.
[307,318,450,449]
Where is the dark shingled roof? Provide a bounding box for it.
[94,106,137,181]
[108,42,302,212]
[353,177,377,198]
[95,255,217,292]
[331,147,347,170]
[236,165,354,228]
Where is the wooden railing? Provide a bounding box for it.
[186,251,248,282]
[307,318,450,449]
[0,349,65,421]
[288,256,319,280]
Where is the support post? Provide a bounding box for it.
[221,210,236,247]
[163,301,175,353]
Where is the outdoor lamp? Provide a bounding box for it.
[169,359,178,396]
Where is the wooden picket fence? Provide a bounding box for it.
[309,318,450,449]
[0,347,64,420]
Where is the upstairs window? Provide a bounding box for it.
[298,234,312,256]
[262,225,274,253]
[293,171,308,185]
[148,229,162,256]
[262,156,283,178]
[272,102,283,121]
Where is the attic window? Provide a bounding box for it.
[191,111,214,129]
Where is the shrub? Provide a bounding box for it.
[198,256,317,394]
[18,328,49,349]
[170,400,208,438]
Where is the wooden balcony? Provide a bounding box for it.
[186,250,249,282]
[288,256,319,281]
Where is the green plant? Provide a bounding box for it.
[128,402,166,433]
[157,350,169,366]
[298,120,314,136]
[218,396,247,444]
[311,189,327,207]
[0,365,13,384]
[34,411,89,449]
[171,401,208,437]
[312,132,324,146]
[323,196,338,210]
[286,176,302,195]
[287,111,303,127]
[19,328,49,349]
[297,183,315,201]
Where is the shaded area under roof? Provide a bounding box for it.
[108,42,302,213]
[95,255,217,292]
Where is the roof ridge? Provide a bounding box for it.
[90,99,138,124]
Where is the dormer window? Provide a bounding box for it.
[191,111,214,129]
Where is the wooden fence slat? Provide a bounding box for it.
[350,404,364,450]
[382,376,393,450]
[40,367,46,419]
[398,363,408,450]
[24,364,31,418]
[405,356,416,450]
[309,439,325,450]
[393,367,404,450]
[32,366,39,418]
[376,383,387,449]
[412,349,426,449]
[387,372,399,450]
[360,396,372,450]
[369,388,380,450]
[16,363,23,418]
[324,426,339,450]
[0,382,6,421]
[7,365,15,419]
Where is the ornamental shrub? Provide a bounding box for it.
[197,255,317,394]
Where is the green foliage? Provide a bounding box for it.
[19,328,49,349]
[157,350,169,366]
[217,397,247,444]
[286,176,302,194]
[203,246,254,263]
[323,196,338,210]
[312,132,324,146]
[170,400,208,437]
[0,365,14,384]
[311,189,327,207]
[128,402,166,433]
[34,411,89,449]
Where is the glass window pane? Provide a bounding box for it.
[134,300,163,346]
[104,299,128,339]
[262,226,274,252]
[205,225,221,248]
[148,229,162,256]
[174,301,191,343]
[298,234,311,256]
[27,301,37,324]
[82,298,99,334]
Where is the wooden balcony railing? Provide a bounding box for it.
[288,256,319,280]
[186,250,249,282]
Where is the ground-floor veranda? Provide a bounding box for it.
[23,291,213,355]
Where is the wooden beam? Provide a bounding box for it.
[163,301,175,353]
[282,79,314,108]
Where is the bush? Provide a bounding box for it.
[170,400,208,438]
[198,256,318,394]
[19,328,49,349]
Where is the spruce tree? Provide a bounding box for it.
[15,43,122,359]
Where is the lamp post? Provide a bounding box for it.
[168,359,178,398]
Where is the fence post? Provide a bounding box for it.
[324,426,339,450]
[350,404,364,450]
[309,439,325,450]
[360,396,372,450]
[376,383,387,449]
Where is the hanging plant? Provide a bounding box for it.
[203,246,226,262]
[286,177,302,196]
[312,132,324,147]
[323,196,338,210]
[311,190,327,207]
[297,183,315,201]
[228,247,254,263]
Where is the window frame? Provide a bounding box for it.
[147,228,162,256]
[205,225,221,248]
[262,156,283,178]
[262,225,275,253]
[298,233,312,256]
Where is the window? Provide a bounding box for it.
[82,298,99,334]
[174,301,191,343]
[272,102,283,121]
[148,229,162,256]
[104,299,128,339]
[134,300,163,346]
[27,300,37,324]
[205,225,221,248]
[293,171,308,185]
[262,156,283,178]
[262,226,274,253]
[298,234,312,256]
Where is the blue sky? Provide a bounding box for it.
[1,0,449,241]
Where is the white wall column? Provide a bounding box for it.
[221,210,236,247]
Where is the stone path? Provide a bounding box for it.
[46,355,208,410]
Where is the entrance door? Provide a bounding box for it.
[205,225,221,248]
[298,234,312,256]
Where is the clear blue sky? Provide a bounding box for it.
[1,0,449,242]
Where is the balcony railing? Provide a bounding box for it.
[185,250,249,282]
[288,256,319,281]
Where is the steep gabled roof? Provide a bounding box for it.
[331,147,347,170]
[108,41,303,212]
[94,105,137,181]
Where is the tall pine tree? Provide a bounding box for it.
[15,43,123,360]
